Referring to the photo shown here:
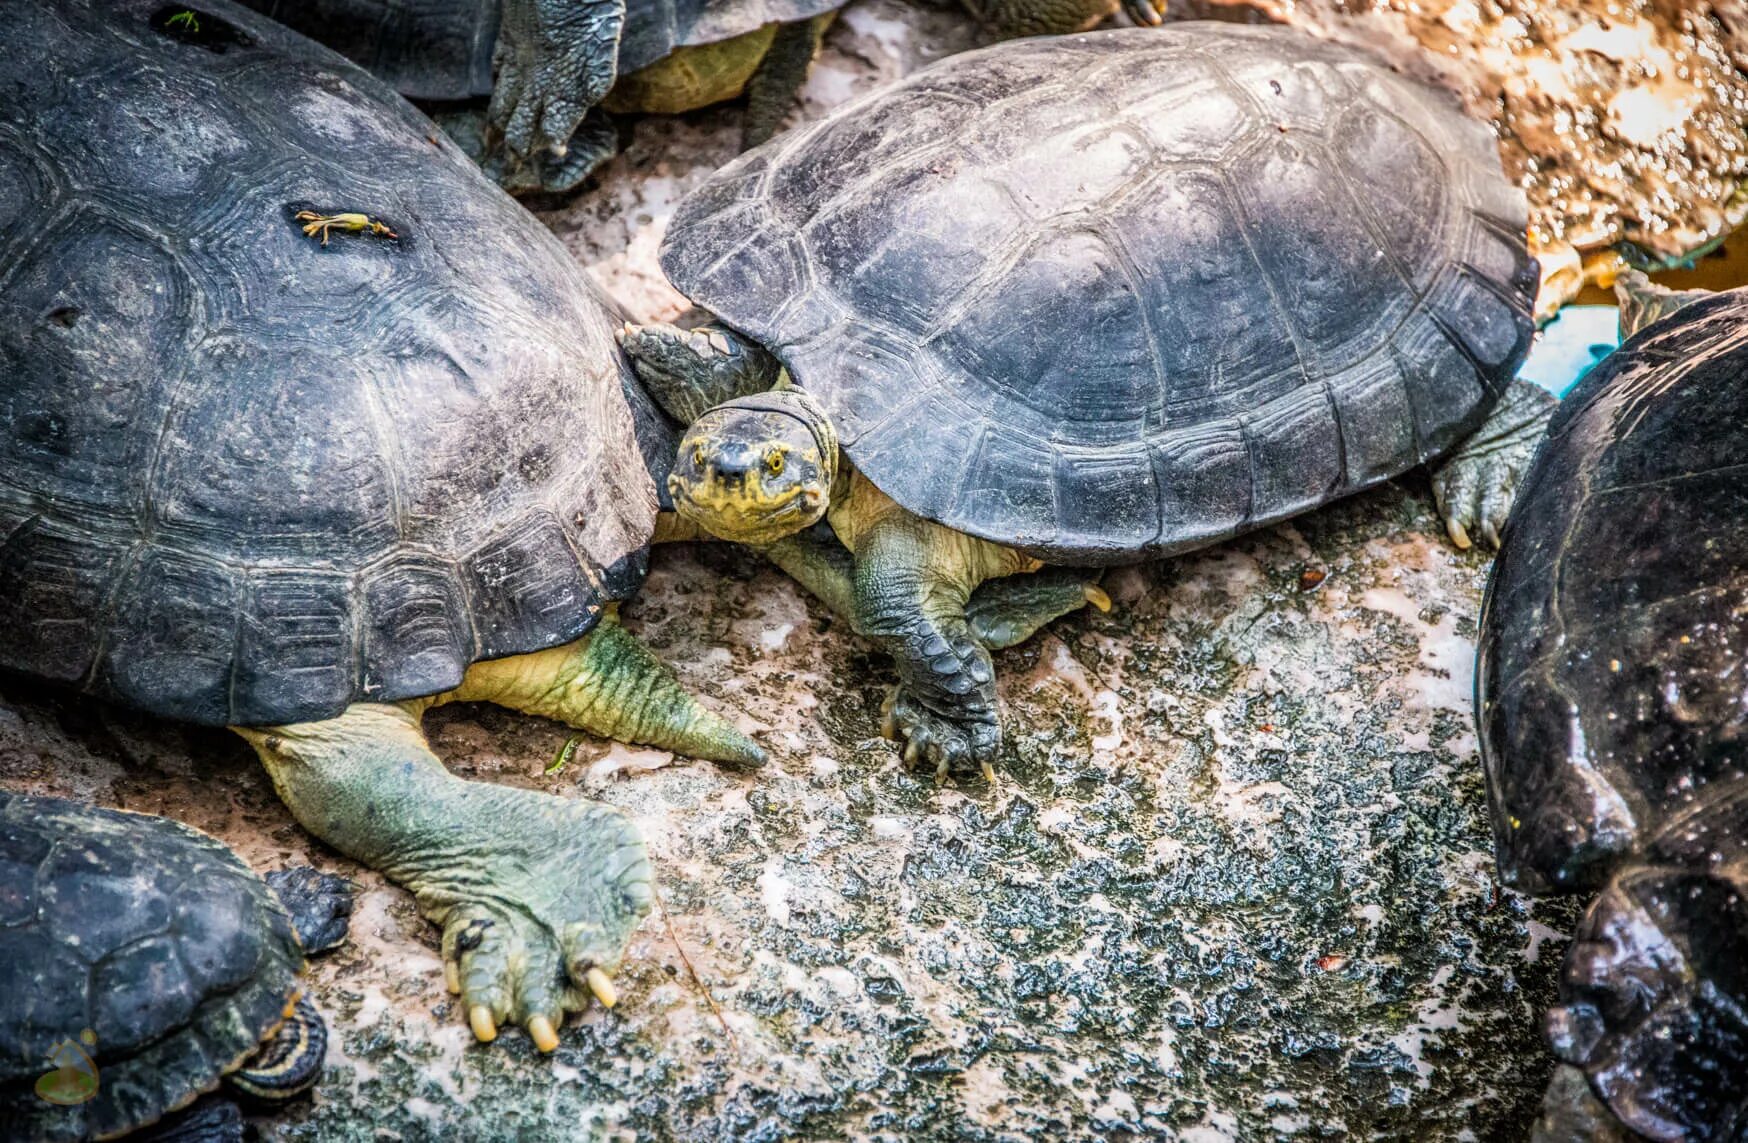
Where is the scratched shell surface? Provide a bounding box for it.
[662,24,1538,564]
[0,0,662,727]
[0,792,301,1142]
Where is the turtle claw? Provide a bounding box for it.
[423,796,651,1050]
[1122,0,1166,26]
[884,685,1000,780]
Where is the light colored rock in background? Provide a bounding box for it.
[0,3,1586,1139]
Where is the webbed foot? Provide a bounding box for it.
[430,793,651,1050]
[1432,378,1556,549]
[882,686,1000,783]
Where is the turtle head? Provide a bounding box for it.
[669,388,836,544]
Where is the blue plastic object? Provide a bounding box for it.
[1517,305,1620,399]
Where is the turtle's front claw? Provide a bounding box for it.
[1432,452,1516,551]
[883,685,1000,781]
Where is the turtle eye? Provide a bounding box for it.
[692,445,706,467]
[766,451,785,476]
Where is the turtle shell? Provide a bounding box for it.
[0,0,660,727]
[1478,286,1748,895]
[235,0,499,99]
[661,24,1537,564]
[0,793,303,1142]
[617,0,847,75]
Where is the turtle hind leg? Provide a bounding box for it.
[263,867,355,955]
[237,704,653,1052]
[1544,864,1748,1141]
[741,13,834,149]
[450,613,766,770]
[1431,378,1557,550]
[619,320,783,424]
[1531,1065,1637,1143]
[1615,269,1712,339]
[228,995,326,1101]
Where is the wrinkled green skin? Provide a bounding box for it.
[624,321,1552,779]
[233,618,763,1053]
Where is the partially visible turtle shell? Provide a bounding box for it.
[238,0,500,98]
[1478,286,1748,894]
[662,24,1537,564]
[0,793,303,1142]
[1476,287,1748,1141]
[0,0,658,727]
[617,0,846,75]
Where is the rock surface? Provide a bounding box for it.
[0,4,1582,1139]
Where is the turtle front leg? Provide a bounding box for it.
[487,0,626,188]
[838,481,1043,780]
[236,704,650,1052]
[765,526,1106,652]
[742,14,835,149]
[1431,378,1557,549]
[619,320,783,424]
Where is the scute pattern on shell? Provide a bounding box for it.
[662,24,1538,564]
[0,0,657,726]
[0,793,302,1142]
[235,0,501,99]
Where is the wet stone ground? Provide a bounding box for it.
[0,3,1588,1140]
[3,483,1578,1141]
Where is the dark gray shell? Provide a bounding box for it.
[237,0,500,98]
[236,0,843,99]
[662,24,1537,564]
[0,793,302,1142]
[0,0,658,726]
[1476,288,1748,1140]
[1478,287,1748,892]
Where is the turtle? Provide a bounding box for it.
[0,0,766,1053]
[620,23,1552,779]
[0,792,353,1143]
[234,0,1174,194]
[1478,274,1748,1142]
[235,0,843,193]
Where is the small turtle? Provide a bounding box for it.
[624,24,1551,778]
[1,0,762,1052]
[0,792,352,1143]
[236,0,1173,194]
[1479,275,1748,1142]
